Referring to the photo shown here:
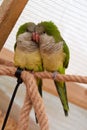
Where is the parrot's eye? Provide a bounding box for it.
[26,28,32,32]
[26,28,29,32]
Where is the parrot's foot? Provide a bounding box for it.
[52,71,58,80]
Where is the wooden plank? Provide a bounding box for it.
[0,0,29,50]
[0,48,87,109]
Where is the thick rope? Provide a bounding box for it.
[0,63,87,84]
[0,63,49,130]
[0,58,87,130]
[34,71,87,84]
[21,71,49,130]
[17,93,32,130]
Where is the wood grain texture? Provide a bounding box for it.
[0,0,29,50]
[0,48,87,109]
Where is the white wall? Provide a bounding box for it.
[1,0,87,87]
[0,0,2,5]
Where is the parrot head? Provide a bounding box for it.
[35,24,45,34]
[16,22,36,38]
[27,22,36,32]
[33,21,63,43]
[14,22,36,50]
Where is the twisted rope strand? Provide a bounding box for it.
[0,63,49,130]
[0,59,87,84]
[0,59,87,130]
[21,71,49,130]
[0,65,16,76]
[34,71,87,84]
[0,65,87,84]
[17,93,32,130]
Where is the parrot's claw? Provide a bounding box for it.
[52,71,58,80]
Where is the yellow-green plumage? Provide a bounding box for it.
[35,21,70,116]
[14,22,43,95]
[14,39,42,71]
[14,22,43,122]
[14,22,42,71]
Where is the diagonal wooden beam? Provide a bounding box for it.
[0,0,29,50]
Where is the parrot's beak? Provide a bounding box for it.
[32,32,40,43]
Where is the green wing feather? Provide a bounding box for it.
[56,67,69,116]
[63,41,70,68]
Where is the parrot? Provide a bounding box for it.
[34,21,70,116]
[14,22,43,122]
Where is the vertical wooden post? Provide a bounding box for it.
[0,0,29,50]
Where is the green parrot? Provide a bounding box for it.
[14,22,43,94]
[34,21,70,116]
[14,22,43,122]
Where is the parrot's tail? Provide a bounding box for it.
[37,79,43,97]
[54,81,69,116]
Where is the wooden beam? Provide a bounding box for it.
[0,48,87,109]
[0,0,29,50]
